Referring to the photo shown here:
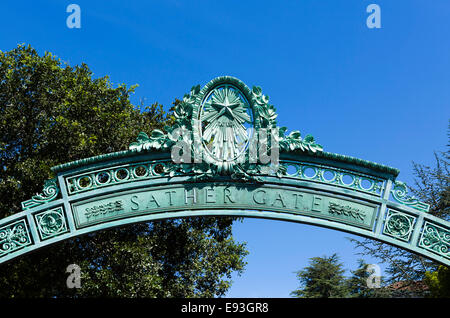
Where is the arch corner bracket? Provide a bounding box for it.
[21,178,60,210]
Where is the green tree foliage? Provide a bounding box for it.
[350,127,449,295]
[424,265,450,298]
[291,254,348,298]
[0,44,247,297]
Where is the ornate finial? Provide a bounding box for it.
[129,76,323,181]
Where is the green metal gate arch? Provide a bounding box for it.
[1,76,449,266]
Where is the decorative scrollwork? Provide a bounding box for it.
[0,220,32,257]
[84,201,124,219]
[391,181,430,212]
[278,129,324,153]
[328,202,366,221]
[66,160,171,194]
[129,84,199,152]
[418,223,450,259]
[34,208,68,240]
[21,179,60,210]
[128,77,323,182]
[251,85,323,153]
[129,130,173,152]
[383,210,415,242]
[282,161,385,196]
[251,85,278,129]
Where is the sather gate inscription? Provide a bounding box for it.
[0,76,448,265]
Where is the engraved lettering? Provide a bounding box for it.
[130,195,139,210]
[146,194,160,208]
[272,192,286,208]
[224,188,235,204]
[75,186,374,230]
[165,191,176,206]
[292,193,304,209]
[312,195,323,212]
[185,189,197,204]
[205,187,216,203]
[253,190,266,205]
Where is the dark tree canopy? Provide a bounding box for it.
[291,253,348,298]
[0,44,247,297]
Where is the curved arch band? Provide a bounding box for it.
[1,76,448,266]
[0,150,448,266]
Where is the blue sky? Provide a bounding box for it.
[1,1,449,297]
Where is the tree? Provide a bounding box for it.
[346,260,391,298]
[350,126,449,296]
[0,44,248,297]
[424,266,450,298]
[291,254,348,298]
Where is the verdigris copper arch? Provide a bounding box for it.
[0,76,448,266]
